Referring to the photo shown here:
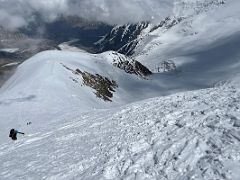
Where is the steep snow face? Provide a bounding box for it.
[131,0,240,87]
[0,50,169,143]
[0,83,240,179]
[0,50,132,112]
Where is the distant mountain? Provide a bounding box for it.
[96,22,149,55]
[1,0,240,179]
[20,16,113,53]
[0,27,58,86]
[0,16,113,86]
[96,0,227,57]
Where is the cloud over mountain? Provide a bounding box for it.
[0,0,173,30]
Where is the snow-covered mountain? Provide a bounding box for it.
[96,0,230,58]
[1,0,240,179]
[96,22,150,55]
[97,0,240,87]
[0,17,112,86]
[134,0,239,66]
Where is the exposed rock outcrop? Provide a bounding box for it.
[76,69,118,102]
[111,52,152,77]
[62,64,118,102]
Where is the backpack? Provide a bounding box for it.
[9,129,17,140]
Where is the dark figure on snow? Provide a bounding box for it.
[9,129,25,140]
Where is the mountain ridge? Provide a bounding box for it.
[1,0,240,179]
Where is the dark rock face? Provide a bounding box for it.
[76,69,118,102]
[133,61,152,76]
[111,52,152,77]
[62,64,118,102]
[97,22,149,55]
[113,59,152,77]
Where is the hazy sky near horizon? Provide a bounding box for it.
[0,0,174,30]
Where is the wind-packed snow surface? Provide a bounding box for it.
[1,83,240,180]
[1,0,240,179]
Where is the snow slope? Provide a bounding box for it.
[1,0,240,179]
[0,83,240,179]
[0,49,182,144]
[2,44,235,145]
[133,0,240,86]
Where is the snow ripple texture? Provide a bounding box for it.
[0,84,240,180]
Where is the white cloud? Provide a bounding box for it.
[0,9,27,30]
[0,0,174,30]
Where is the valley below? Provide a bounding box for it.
[1,0,240,179]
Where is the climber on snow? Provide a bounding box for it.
[9,129,25,140]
